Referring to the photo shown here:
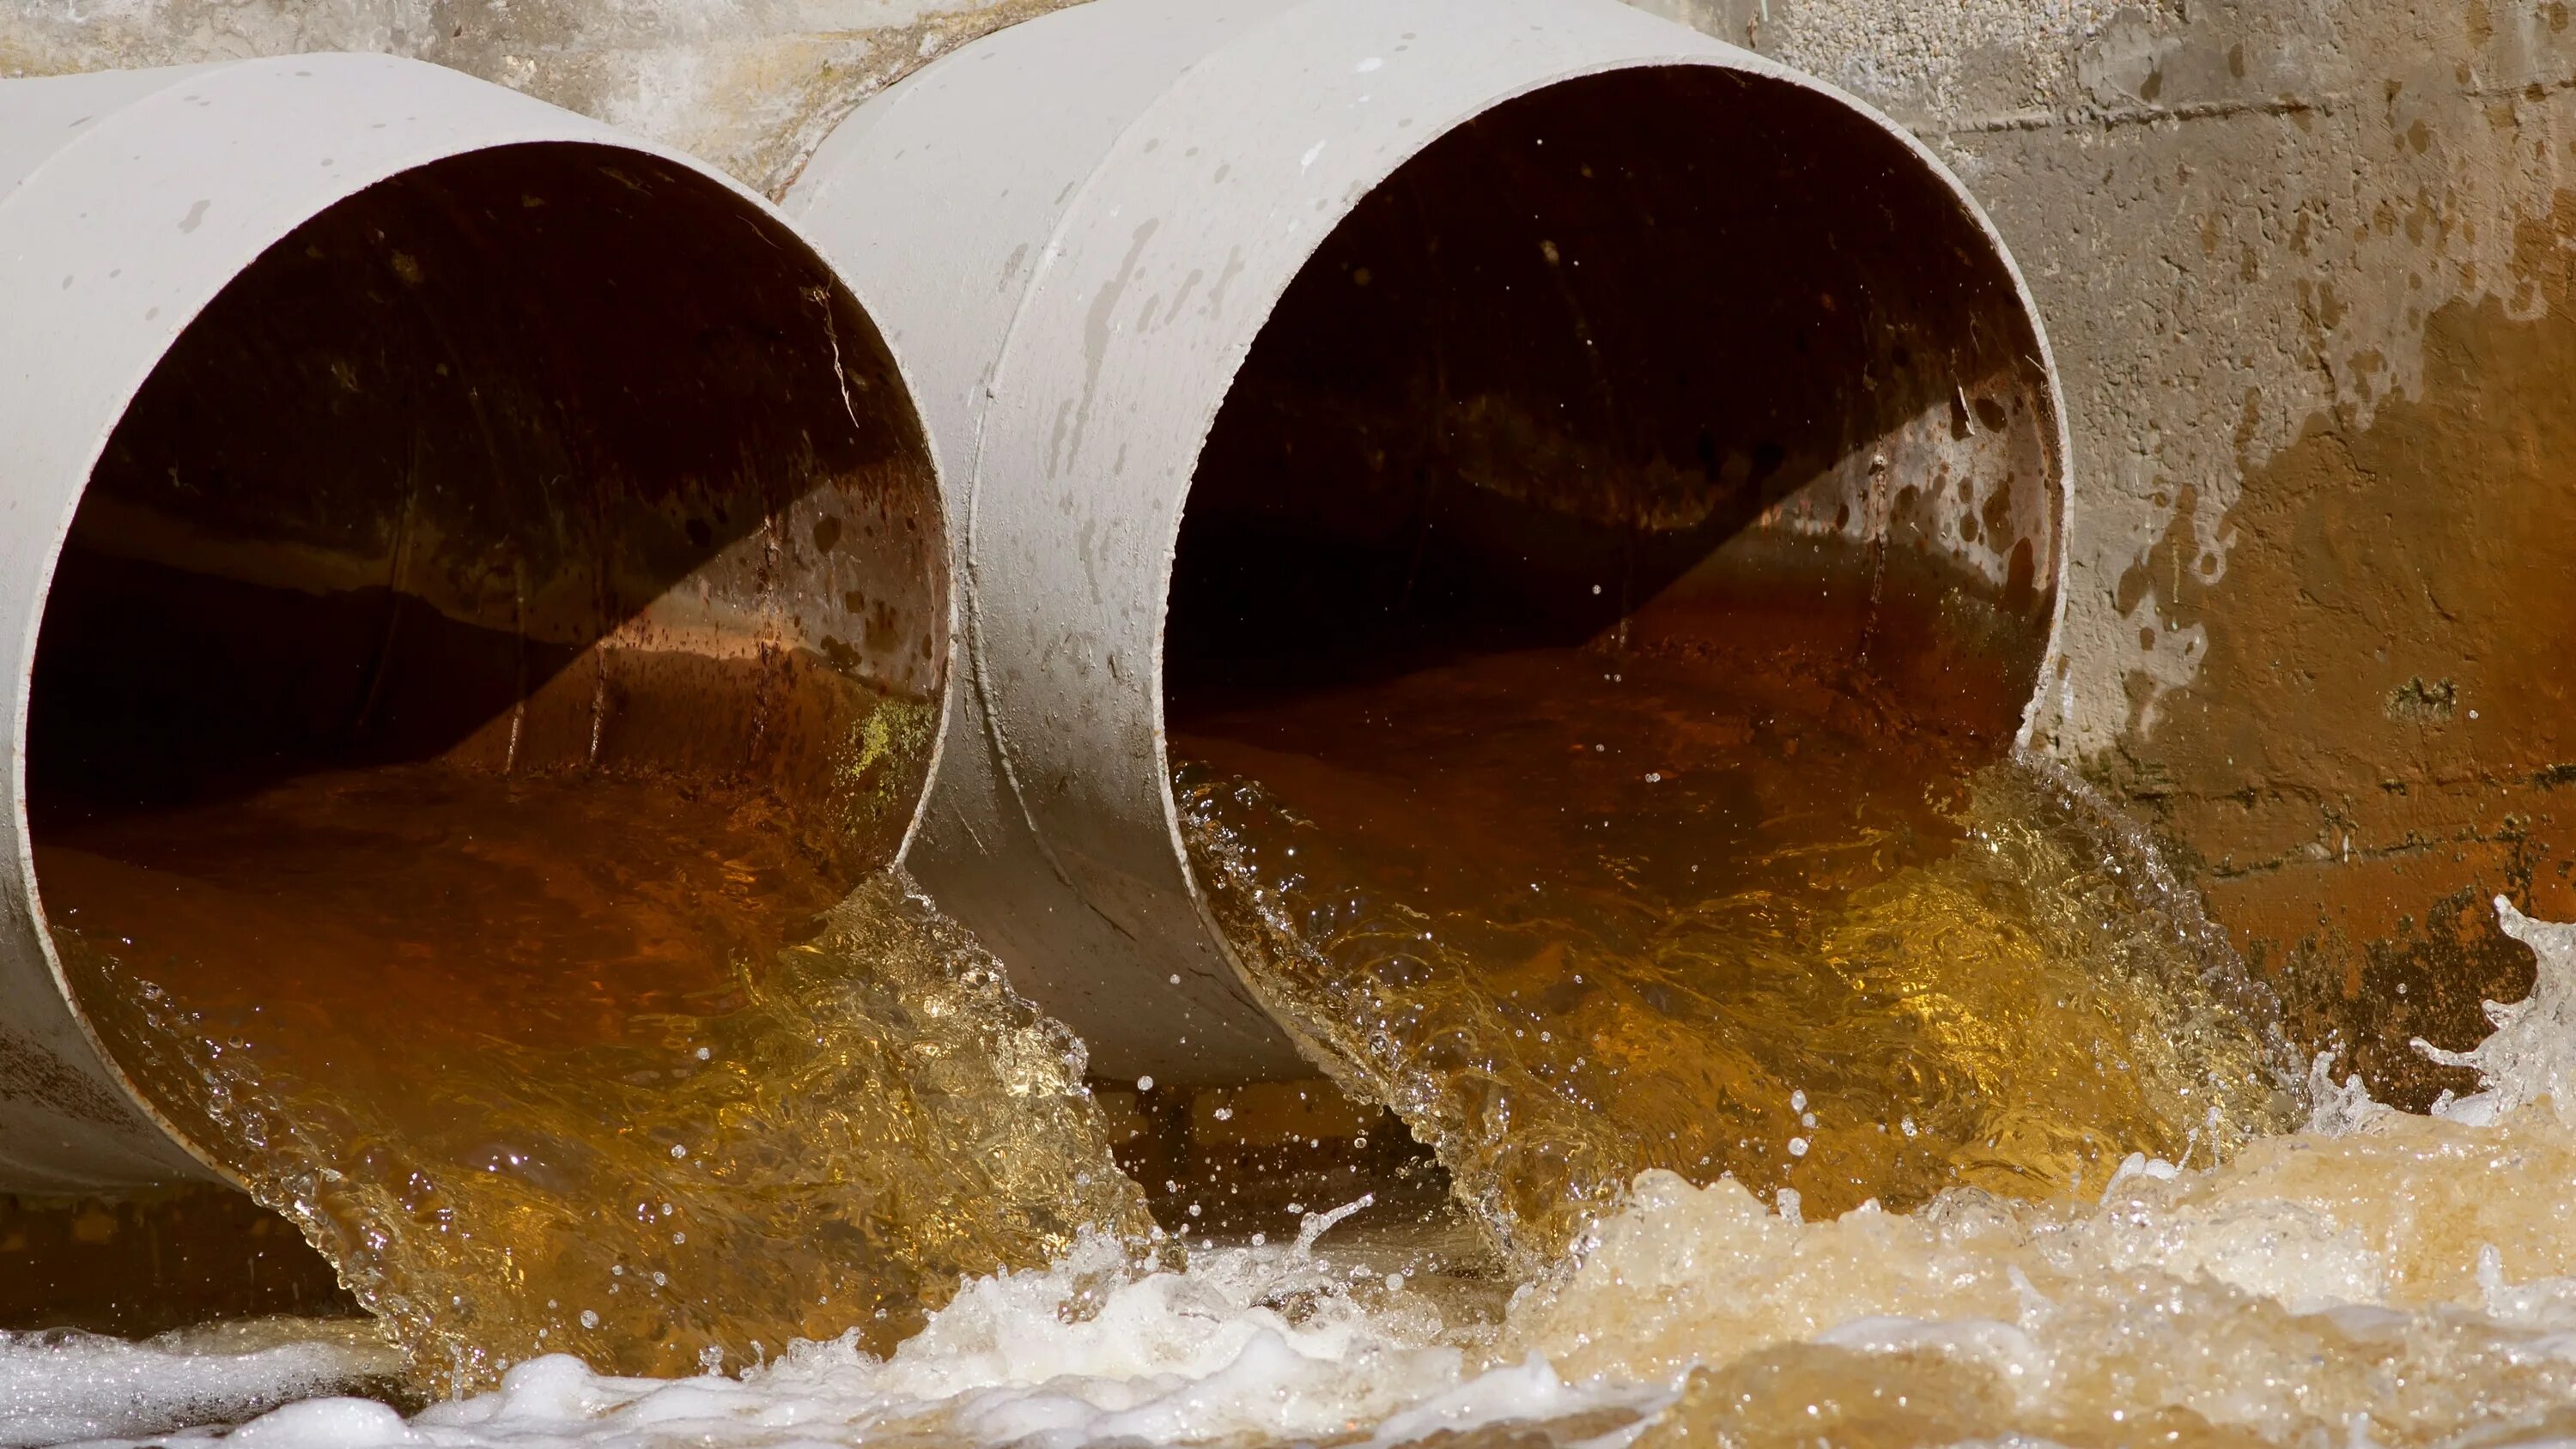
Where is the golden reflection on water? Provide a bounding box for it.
[1174,641,2298,1264]
[41,762,1147,1393]
[35,640,2576,1449]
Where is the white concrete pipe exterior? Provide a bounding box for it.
[1,55,948,1192]
[789,0,2074,1086]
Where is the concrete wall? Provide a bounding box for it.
[0,1,1076,193]
[1686,0,2576,1107]
[11,0,2572,1107]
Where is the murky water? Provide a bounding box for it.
[38,763,1147,1395]
[1172,643,2297,1263]
[27,628,2576,1449]
[25,1014,2576,1449]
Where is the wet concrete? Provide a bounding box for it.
[2091,194,2576,1106]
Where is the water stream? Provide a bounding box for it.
[20,625,2576,1449]
[38,763,1148,1395]
[1171,640,2297,1264]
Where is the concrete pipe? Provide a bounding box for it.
[0,55,946,1192]
[787,0,2071,1087]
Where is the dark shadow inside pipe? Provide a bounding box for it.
[24,142,944,1159]
[1167,67,2058,739]
[32,143,942,854]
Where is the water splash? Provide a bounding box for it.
[27,879,2576,1448]
[2415,897,2576,1128]
[60,866,1149,1395]
[74,1016,2576,1449]
[1177,735,2297,1265]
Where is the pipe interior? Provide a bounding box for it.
[25,142,945,1144]
[1155,66,2075,1227]
[1166,66,2058,738]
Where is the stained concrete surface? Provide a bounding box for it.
[1721,0,2576,1106]
[7,0,2571,1104]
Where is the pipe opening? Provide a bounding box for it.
[1166,65,2058,734]
[26,141,945,1156]
[1157,70,2294,1252]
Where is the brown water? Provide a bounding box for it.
[33,650,2576,1448]
[1108,629,2576,1449]
[36,761,1149,1394]
[35,572,2576,1449]
[1172,640,2300,1264]
[1510,1089,2576,1449]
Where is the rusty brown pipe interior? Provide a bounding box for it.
[1163,71,2066,844]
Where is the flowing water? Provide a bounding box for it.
[35,763,1149,1396]
[1171,642,2300,1264]
[21,1016,2576,1449]
[26,631,2576,1448]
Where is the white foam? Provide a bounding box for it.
[225,1397,414,1446]
[380,1230,1495,1449]
[33,902,2576,1449]
[76,1222,1651,1449]
[0,1321,390,1447]
[2415,897,2576,1126]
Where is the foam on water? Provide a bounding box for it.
[26,894,2576,1449]
[2417,900,2576,1131]
[0,1216,1651,1449]
[0,1320,395,1447]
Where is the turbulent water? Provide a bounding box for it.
[27,651,2576,1446]
[45,765,1147,1395]
[19,935,2576,1449]
[1170,645,2298,1264]
[15,884,2576,1446]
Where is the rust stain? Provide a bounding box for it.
[2103,188,2576,1108]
